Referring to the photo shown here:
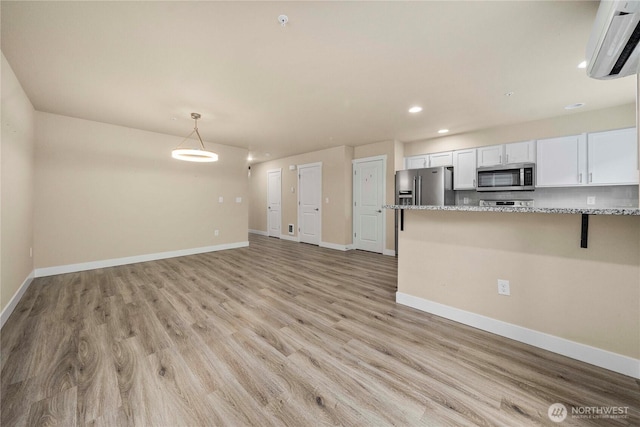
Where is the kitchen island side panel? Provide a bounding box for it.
[397,210,640,360]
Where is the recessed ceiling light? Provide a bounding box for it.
[438,129,449,134]
[504,91,514,97]
[408,106,423,113]
[577,60,587,69]
[564,102,585,110]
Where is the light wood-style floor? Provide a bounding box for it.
[1,234,638,426]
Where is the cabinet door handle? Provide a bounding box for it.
[506,154,509,163]
[473,179,476,187]
[579,173,582,183]
[589,173,593,183]
[499,155,502,164]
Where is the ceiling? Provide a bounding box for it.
[1,1,635,163]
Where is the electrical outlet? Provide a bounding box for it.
[235,197,242,203]
[288,224,294,235]
[463,197,469,205]
[497,279,510,296]
[218,196,223,203]
[214,229,219,236]
[587,196,596,205]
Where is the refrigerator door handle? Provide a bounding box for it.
[412,176,417,206]
[417,176,422,205]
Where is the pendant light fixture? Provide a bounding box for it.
[171,113,219,162]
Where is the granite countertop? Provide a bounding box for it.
[383,204,640,216]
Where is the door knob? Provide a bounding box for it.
[315,208,319,211]
[377,210,382,213]
[268,206,271,209]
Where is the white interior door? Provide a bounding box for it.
[298,163,322,245]
[267,169,282,238]
[353,157,385,253]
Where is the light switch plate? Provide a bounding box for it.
[218,196,223,203]
[236,197,242,203]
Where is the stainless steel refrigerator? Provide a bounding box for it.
[395,166,454,206]
[394,166,454,254]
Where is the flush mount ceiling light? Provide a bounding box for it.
[172,113,218,162]
[408,106,423,113]
[438,129,449,134]
[564,102,586,110]
[578,60,587,69]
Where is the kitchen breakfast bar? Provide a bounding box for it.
[385,205,640,378]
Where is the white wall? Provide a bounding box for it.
[34,112,249,270]
[1,52,35,317]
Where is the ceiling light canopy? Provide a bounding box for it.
[408,106,423,113]
[172,113,218,162]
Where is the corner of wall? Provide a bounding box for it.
[1,52,36,316]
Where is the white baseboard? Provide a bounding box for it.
[1,270,34,329]
[249,229,268,236]
[396,292,640,379]
[279,234,300,242]
[320,241,352,251]
[34,241,249,278]
[383,249,396,256]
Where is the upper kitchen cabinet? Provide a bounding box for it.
[477,140,535,167]
[405,154,428,169]
[587,128,638,185]
[428,151,454,167]
[453,148,477,189]
[505,140,536,164]
[536,134,587,187]
[477,145,504,167]
[404,152,453,169]
[537,128,638,187]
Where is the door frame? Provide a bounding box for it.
[297,162,322,245]
[352,155,387,254]
[267,168,282,238]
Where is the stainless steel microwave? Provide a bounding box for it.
[476,163,535,192]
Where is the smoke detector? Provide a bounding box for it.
[278,15,288,27]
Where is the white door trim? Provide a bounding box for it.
[297,162,322,245]
[267,168,282,238]
[352,155,387,254]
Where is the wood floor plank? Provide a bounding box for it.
[1,234,638,426]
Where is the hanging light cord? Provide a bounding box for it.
[175,113,206,151]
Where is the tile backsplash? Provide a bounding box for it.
[455,185,639,208]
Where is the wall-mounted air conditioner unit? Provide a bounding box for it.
[586,0,640,80]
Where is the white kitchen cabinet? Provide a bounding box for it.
[453,149,477,189]
[505,140,535,164]
[428,151,453,167]
[477,145,504,167]
[536,134,587,187]
[478,141,534,167]
[587,128,638,185]
[405,155,428,169]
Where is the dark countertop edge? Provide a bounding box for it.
[383,205,640,216]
